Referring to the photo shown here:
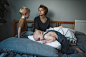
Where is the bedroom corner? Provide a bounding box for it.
[0,0,10,41]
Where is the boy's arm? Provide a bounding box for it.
[18,27,21,38]
[27,23,34,28]
[43,36,56,44]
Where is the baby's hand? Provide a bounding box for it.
[43,40,46,44]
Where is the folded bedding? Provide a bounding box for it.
[0,52,33,57]
[28,35,61,50]
[46,27,77,43]
[15,31,33,38]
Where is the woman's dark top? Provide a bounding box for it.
[33,16,50,32]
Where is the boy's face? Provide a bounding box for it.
[39,8,45,16]
[25,11,30,18]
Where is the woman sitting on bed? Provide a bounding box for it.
[33,30,84,55]
[33,4,51,32]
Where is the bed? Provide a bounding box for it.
[0,20,86,57]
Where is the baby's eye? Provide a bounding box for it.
[38,38,40,40]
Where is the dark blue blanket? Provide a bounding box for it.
[61,31,86,57]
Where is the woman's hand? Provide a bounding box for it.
[43,40,46,44]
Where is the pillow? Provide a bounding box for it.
[28,35,61,50]
[0,37,58,56]
[46,27,77,43]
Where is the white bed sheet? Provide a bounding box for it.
[28,35,61,50]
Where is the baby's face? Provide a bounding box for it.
[35,34,44,41]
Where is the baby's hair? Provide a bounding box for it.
[33,30,41,40]
[38,4,48,15]
[33,30,40,37]
[19,6,30,15]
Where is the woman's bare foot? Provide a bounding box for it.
[76,48,84,53]
[71,43,77,46]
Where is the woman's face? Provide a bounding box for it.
[39,8,45,16]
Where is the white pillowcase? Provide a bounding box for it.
[28,35,61,50]
[46,27,77,43]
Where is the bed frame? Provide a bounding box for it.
[14,19,75,36]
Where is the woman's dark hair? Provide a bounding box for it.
[38,4,48,15]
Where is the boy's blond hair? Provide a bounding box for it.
[19,6,30,15]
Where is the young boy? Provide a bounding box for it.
[18,6,30,38]
[33,30,84,55]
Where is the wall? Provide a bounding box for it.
[0,0,86,41]
[75,20,86,34]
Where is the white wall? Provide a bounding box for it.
[0,0,86,41]
[5,0,86,21]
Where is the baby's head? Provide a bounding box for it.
[19,6,30,18]
[33,30,44,41]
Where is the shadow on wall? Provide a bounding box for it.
[5,1,17,36]
[0,2,17,41]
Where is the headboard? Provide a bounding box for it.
[14,19,75,36]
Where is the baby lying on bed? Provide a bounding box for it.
[33,29,84,55]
